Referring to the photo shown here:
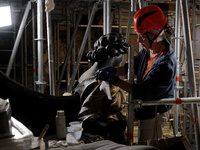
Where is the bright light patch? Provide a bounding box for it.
[0,6,12,27]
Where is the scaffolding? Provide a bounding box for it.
[2,0,200,148]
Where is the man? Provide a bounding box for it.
[95,5,177,141]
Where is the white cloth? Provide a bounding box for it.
[100,81,112,100]
[45,0,55,12]
[139,110,170,142]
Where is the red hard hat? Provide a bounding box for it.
[133,5,167,34]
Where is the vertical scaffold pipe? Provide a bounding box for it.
[6,1,31,76]
[127,46,134,145]
[103,0,107,34]
[32,8,36,91]
[174,0,181,137]
[46,11,55,95]
[180,0,200,149]
[55,12,82,94]
[67,2,99,92]
[107,0,111,34]
[122,2,135,66]
[36,0,45,93]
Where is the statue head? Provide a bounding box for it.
[86,33,129,68]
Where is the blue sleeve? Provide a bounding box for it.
[132,60,176,101]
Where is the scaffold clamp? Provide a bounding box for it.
[35,81,47,85]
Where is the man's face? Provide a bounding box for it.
[137,32,155,50]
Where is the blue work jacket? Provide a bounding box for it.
[131,38,177,119]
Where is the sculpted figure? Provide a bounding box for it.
[73,33,129,144]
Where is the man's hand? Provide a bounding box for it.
[101,66,117,75]
[95,69,116,83]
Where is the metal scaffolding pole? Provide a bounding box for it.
[126,0,136,145]
[122,1,135,66]
[137,97,200,106]
[103,0,112,34]
[182,47,189,136]
[25,26,27,87]
[57,23,60,90]
[32,8,36,91]
[88,8,92,67]
[6,1,31,76]
[181,0,196,98]
[46,11,55,95]
[103,0,107,34]
[54,22,57,86]
[10,3,17,80]
[21,33,24,85]
[66,8,70,91]
[125,6,132,43]
[118,7,122,33]
[36,0,45,93]
[138,0,147,8]
[191,2,200,132]
[137,1,147,52]
[174,0,181,137]
[79,24,134,28]
[127,46,134,145]
[72,11,77,73]
[183,80,188,136]
[56,11,82,94]
[67,2,99,92]
[107,0,112,34]
[180,0,200,148]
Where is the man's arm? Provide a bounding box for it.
[115,66,127,76]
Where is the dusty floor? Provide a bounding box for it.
[132,118,196,149]
[132,120,175,143]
